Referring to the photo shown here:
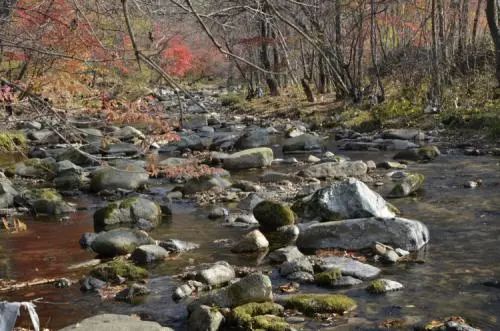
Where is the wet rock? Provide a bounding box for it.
[93,197,163,232]
[388,173,425,198]
[28,129,59,144]
[265,225,300,248]
[328,276,363,288]
[161,133,206,152]
[90,165,149,192]
[212,132,240,151]
[287,271,314,283]
[280,294,356,316]
[253,200,295,232]
[80,276,106,292]
[394,145,440,162]
[194,273,273,308]
[90,228,155,257]
[90,260,148,282]
[230,302,287,331]
[483,279,500,289]
[0,178,18,208]
[366,160,377,171]
[79,128,104,144]
[237,193,264,211]
[268,246,304,264]
[464,181,478,189]
[307,155,321,163]
[79,232,98,249]
[182,174,231,194]
[227,213,258,226]
[223,147,274,170]
[366,279,404,293]
[20,121,42,130]
[156,239,198,254]
[232,230,269,253]
[235,127,270,149]
[316,256,381,280]
[10,157,57,179]
[232,180,262,192]
[183,114,208,130]
[131,244,169,264]
[377,161,407,169]
[279,257,314,276]
[115,283,150,303]
[300,160,368,179]
[22,188,76,214]
[59,314,172,331]
[283,134,322,153]
[293,178,395,221]
[103,143,140,156]
[187,305,224,331]
[208,206,229,219]
[382,129,425,141]
[195,261,236,287]
[298,217,429,251]
[57,147,99,166]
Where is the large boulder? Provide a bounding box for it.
[90,165,149,192]
[194,273,273,308]
[21,188,75,215]
[253,200,295,232]
[235,128,270,149]
[59,314,172,331]
[93,197,163,232]
[293,178,395,221]
[282,134,322,153]
[223,148,273,170]
[300,161,368,179]
[90,228,155,257]
[297,217,429,251]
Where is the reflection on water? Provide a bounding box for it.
[1,148,500,330]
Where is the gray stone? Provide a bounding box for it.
[90,165,148,192]
[91,228,155,257]
[159,239,200,252]
[56,160,82,175]
[59,314,173,331]
[279,257,314,276]
[300,161,368,179]
[237,193,264,211]
[223,148,274,170]
[286,271,314,283]
[283,134,322,153]
[297,217,429,252]
[232,230,269,253]
[235,128,270,149]
[329,276,363,288]
[114,126,145,140]
[367,278,404,293]
[388,173,425,198]
[28,129,59,143]
[394,146,440,162]
[57,147,99,166]
[182,175,231,194]
[131,244,169,264]
[268,246,304,264]
[22,188,75,215]
[294,178,395,221]
[382,129,425,141]
[208,207,229,219]
[195,261,236,287]
[183,114,208,130]
[103,143,140,156]
[187,305,224,331]
[317,256,381,280]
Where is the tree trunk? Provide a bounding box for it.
[301,78,315,102]
[486,0,500,86]
[260,10,280,96]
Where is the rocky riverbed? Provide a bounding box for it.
[0,87,498,330]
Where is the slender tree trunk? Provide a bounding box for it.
[472,0,483,48]
[486,0,500,86]
[260,10,280,96]
[301,78,315,102]
[370,0,384,103]
[431,0,442,106]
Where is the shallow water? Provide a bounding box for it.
[1,147,500,330]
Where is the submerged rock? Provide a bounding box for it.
[316,256,381,280]
[59,314,172,331]
[293,178,395,221]
[366,279,404,294]
[90,228,155,257]
[394,145,440,162]
[223,148,274,170]
[90,165,149,192]
[297,217,429,251]
[253,200,295,232]
[388,173,425,198]
[300,160,368,179]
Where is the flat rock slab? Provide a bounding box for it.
[59,314,173,331]
[317,256,381,280]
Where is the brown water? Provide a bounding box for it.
[1,148,500,330]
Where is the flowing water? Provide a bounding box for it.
[1,145,500,330]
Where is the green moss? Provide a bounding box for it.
[252,315,290,331]
[389,173,425,197]
[253,201,295,231]
[314,268,342,287]
[418,146,440,160]
[366,280,386,294]
[283,294,356,316]
[0,131,27,152]
[24,158,56,175]
[37,188,62,201]
[119,197,139,209]
[232,302,285,330]
[90,260,148,282]
[220,93,244,107]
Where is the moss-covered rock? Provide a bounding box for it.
[232,302,287,331]
[252,315,290,331]
[9,158,56,179]
[223,148,274,170]
[314,268,342,287]
[90,228,156,257]
[90,165,149,192]
[22,188,75,215]
[282,294,356,316]
[388,173,425,198]
[253,201,295,232]
[0,131,27,152]
[394,146,440,162]
[90,260,148,282]
[366,279,386,294]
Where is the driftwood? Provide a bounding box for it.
[0,277,75,292]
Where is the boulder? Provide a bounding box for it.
[93,197,163,232]
[300,161,368,179]
[283,134,322,153]
[394,145,440,162]
[268,246,304,264]
[388,173,425,198]
[195,261,236,287]
[297,217,429,251]
[10,158,56,179]
[235,128,270,149]
[159,239,200,252]
[279,257,314,276]
[90,228,155,257]
[293,178,395,221]
[90,260,148,282]
[187,305,224,331]
[131,244,169,264]
[58,314,172,331]
[0,178,18,208]
[90,165,149,192]
[316,256,381,280]
[253,200,295,232]
[232,230,269,253]
[194,273,273,308]
[182,174,231,194]
[223,148,273,170]
[22,188,75,214]
[382,129,425,141]
[183,114,208,130]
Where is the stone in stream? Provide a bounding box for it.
[394,145,440,162]
[279,257,314,277]
[252,200,295,232]
[299,160,368,179]
[382,128,425,141]
[158,239,200,252]
[59,314,173,331]
[235,127,270,149]
[90,165,149,192]
[259,171,300,183]
[102,143,140,156]
[297,217,429,252]
[90,260,148,282]
[8,157,57,179]
[208,206,229,219]
[0,178,18,208]
[80,276,106,292]
[182,174,231,194]
[293,178,395,221]
[366,279,404,294]
[388,173,425,198]
[268,246,304,264]
[114,283,150,303]
[183,114,208,130]
[237,193,264,211]
[57,147,99,166]
[21,188,76,215]
[282,134,322,153]
[316,256,381,280]
[377,161,407,169]
[231,230,269,253]
[90,228,155,257]
[279,293,356,316]
[195,261,236,287]
[192,273,273,308]
[131,244,169,264]
[223,147,274,170]
[27,129,59,144]
[160,133,206,152]
[230,302,288,331]
[93,197,163,232]
[187,305,224,331]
